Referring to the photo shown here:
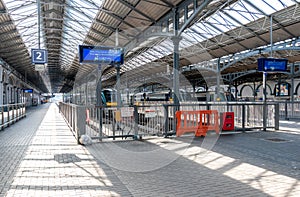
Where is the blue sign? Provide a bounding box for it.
[79,45,124,65]
[23,89,33,93]
[257,58,287,72]
[31,49,48,64]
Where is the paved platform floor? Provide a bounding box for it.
[0,103,299,196]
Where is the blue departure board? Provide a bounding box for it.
[257,58,287,72]
[23,89,33,93]
[79,45,124,65]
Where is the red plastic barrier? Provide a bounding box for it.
[176,110,219,137]
[220,112,234,131]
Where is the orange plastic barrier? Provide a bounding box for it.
[176,110,219,137]
[196,110,219,136]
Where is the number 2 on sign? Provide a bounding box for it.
[36,52,42,60]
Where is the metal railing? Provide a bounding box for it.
[0,103,26,130]
[179,102,279,132]
[277,101,300,120]
[59,102,279,143]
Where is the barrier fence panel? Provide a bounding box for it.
[164,102,279,135]
[0,103,26,130]
[278,101,300,120]
[59,102,279,143]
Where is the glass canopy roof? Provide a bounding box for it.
[2,0,105,92]
[1,0,300,91]
[104,0,300,79]
[3,0,104,68]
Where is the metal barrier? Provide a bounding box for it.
[182,102,279,132]
[277,101,300,120]
[59,101,279,143]
[58,103,86,144]
[0,103,26,130]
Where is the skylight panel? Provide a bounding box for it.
[154,46,171,57]
[180,38,195,49]
[192,23,219,38]
[181,32,200,46]
[147,48,164,58]
[238,1,262,20]
[262,0,283,11]
[137,55,151,64]
[185,29,205,42]
[3,0,45,51]
[159,39,174,52]
[265,0,295,10]
[207,15,231,32]
[142,51,157,61]
[60,0,104,70]
[223,4,252,25]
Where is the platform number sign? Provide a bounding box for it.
[31,49,48,64]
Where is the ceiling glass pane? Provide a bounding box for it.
[3,0,45,51]
[60,0,105,70]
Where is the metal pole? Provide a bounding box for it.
[37,0,41,49]
[253,82,256,100]
[263,72,267,131]
[275,103,279,130]
[242,104,245,132]
[163,104,169,137]
[229,74,233,102]
[263,72,267,102]
[262,15,274,131]
[235,81,238,100]
[172,8,181,109]
[85,77,88,106]
[96,66,103,140]
[134,105,138,138]
[126,71,129,105]
[172,35,181,137]
[115,28,119,48]
[291,63,295,117]
[278,74,282,96]
[217,58,221,101]
[116,66,121,107]
[270,15,273,58]
[115,29,121,140]
[172,36,181,107]
[115,29,121,107]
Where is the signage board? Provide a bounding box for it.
[23,89,33,93]
[35,64,45,71]
[79,45,124,65]
[257,58,287,72]
[31,49,48,64]
[121,107,134,117]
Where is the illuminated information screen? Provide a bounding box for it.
[23,89,33,93]
[258,58,287,72]
[79,45,124,65]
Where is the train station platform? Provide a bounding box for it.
[0,103,299,196]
